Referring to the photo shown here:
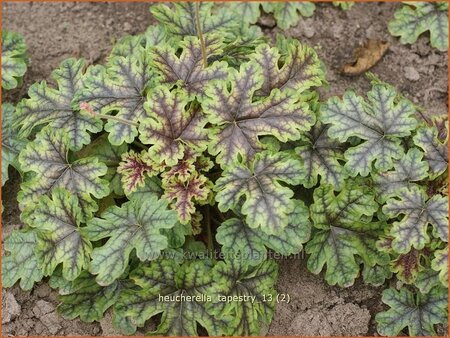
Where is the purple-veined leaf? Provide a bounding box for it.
[215,152,304,234]
[306,182,389,287]
[18,127,109,216]
[139,87,209,166]
[376,286,448,336]
[373,148,429,202]
[383,186,448,253]
[203,61,315,166]
[117,150,162,195]
[295,122,347,190]
[151,36,228,99]
[431,247,448,287]
[413,124,448,178]
[84,195,177,286]
[2,30,27,90]
[15,58,102,151]
[163,173,212,224]
[75,53,155,145]
[322,84,417,176]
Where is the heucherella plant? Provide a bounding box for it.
[2,2,448,337]
[389,2,448,51]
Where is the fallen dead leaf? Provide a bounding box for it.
[341,40,390,75]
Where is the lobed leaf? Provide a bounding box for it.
[2,30,27,90]
[373,148,429,202]
[376,286,448,336]
[306,183,389,287]
[76,53,155,145]
[203,61,314,166]
[413,124,448,178]
[215,152,304,234]
[151,36,228,99]
[383,186,448,253]
[253,38,325,97]
[18,128,109,215]
[2,229,43,290]
[216,199,310,264]
[295,122,347,190]
[139,87,209,166]
[23,188,92,281]
[2,103,27,185]
[15,58,102,151]
[150,2,237,40]
[84,195,177,285]
[208,258,278,335]
[261,2,315,30]
[322,84,417,176]
[116,259,227,336]
[163,173,212,224]
[57,271,126,322]
[388,2,448,51]
[117,150,161,195]
[431,247,448,287]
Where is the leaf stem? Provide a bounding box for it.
[195,2,207,68]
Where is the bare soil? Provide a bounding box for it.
[2,2,448,337]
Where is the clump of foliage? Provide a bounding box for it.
[2,2,448,337]
[389,2,448,51]
[2,30,27,90]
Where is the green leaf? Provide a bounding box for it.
[295,122,347,190]
[116,259,227,336]
[163,173,212,224]
[431,247,448,287]
[388,2,448,51]
[23,188,91,281]
[261,2,315,30]
[383,186,448,253]
[151,36,228,99]
[2,229,43,290]
[76,53,155,145]
[226,2,261,26]
[150,2,236,40]
[139,87,209,166]
[376,286,448,336]
[253,39,325,97]
[126,176,162,200]
[57,271,126,322]
[84,195,178,285]
[2,30,27,90]
[415,269,441,294]
[322,84,417,176]
[373,148,429,202]
[413,124,448,178]
[215,152,304,234]
[216,199,310,264]
[362,264,392,286]
[306,183,389,287]
[18,128,109,215]
[76,134,127,195]
[208,258,278,335]
[203,61,314,166]
[15,58,102,151]
[333,2,355,10]
[2,103,27,185]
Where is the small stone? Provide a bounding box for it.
[2,291,21,324]
[123,22,132,31]
[100,311,122,336]
[32,300,54,318]
[404,66,420,81]
[34,283,52,298]
[257,14,276,28]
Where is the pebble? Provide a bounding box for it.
[2,292,21,324]
[32,300,54,318]
[404,66,420,81]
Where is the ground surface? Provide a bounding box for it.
[2,1,448,337]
